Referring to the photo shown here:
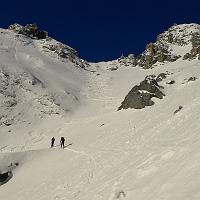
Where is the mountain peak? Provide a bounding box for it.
[6,23,89,69]
[157,23,200,46]
[115,23,200,69]
[8,23,48,40]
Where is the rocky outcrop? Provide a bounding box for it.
[118,75,165,110]
[8,23,48,39]
[106,54,137,71]
[156,73,167,82]
[188,77,197,82]
[183,33,200,60]
[137,42,180,69]
[117,54,137,67]
[115,24,200,69]
[136,23,200,68]
[111,42,180,69]
[166,80,175,84]
[0,171,12,185]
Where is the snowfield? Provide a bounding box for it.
[1,24,200,200]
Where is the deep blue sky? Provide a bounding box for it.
[1,0,200,61]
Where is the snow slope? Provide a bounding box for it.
[1,24,200,200]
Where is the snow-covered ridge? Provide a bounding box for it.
[8,23,89,69]
[157,23,200,45]
[105,23,200,69]
[0,25,90,129]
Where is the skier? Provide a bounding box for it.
[60,137,65,149]
[51,137,55,148]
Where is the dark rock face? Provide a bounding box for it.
[188,77,197,82]
[166,80,175,85]
[183,33,200,60]
[137,42,180,69]
[135,24,198,69]
[156,73,167,82]
[0,171,13,185]
[107,54,137,71]
[118,76,165,110]
[8,23,48,40]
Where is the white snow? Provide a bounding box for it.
[1,25,200,200]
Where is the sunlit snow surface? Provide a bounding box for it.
[1,25,200,200]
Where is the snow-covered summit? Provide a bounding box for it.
[8,23,89,68]
[107,23,200,69]
[137,23,200,68]
[157,23,200,45]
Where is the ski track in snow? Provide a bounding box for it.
[65,147,97,177]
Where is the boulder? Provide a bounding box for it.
[118,75,165,110]
[0,171,13,185]
[156,73,167,82]
[166,80,175,84]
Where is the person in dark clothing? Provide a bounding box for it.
[51,137,55,148]
[60,137,65,148]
